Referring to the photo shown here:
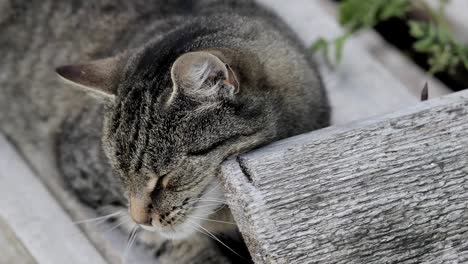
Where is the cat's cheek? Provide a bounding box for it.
[140,225,160,232]
[139,220,198,240]
[157,223,198,240]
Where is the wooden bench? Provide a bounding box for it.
[221,89,468,264]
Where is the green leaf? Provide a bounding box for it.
[379,0,411,20]
[414,37,434,52]
[315,0,468,75]
[428,45,451,74]
[408,21,425,38]
[456,45,468,70]
[436,26,451,43]
[426,23,438,40]
[311,38,328,53]
[339,0,411,31]
[311,38,333,65]
[412,22,437,52]
[339,0,379,31]
[334,34,350,63]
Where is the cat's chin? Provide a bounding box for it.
[139,180,225,240]
[140,221,197,240]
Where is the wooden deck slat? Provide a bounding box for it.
[0,134,108,264]
[221,89,468,264]
[0,216,37,264]
[354,30,451,98]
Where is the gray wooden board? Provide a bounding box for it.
[0,216,37,264]
[354,30,451,98]
[0,134,108,264]
[221,90,468,263]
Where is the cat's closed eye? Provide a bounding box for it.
[151,174,169,198]
[187,137,234,156]
[151,180,164,198]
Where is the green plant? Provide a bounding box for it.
[312,0,468,74]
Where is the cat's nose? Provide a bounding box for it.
[129,196,152,226]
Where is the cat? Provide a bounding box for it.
[0,0,330,263]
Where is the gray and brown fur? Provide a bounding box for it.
[0,0,330,263]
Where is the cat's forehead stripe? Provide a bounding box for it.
[110,86,155,174]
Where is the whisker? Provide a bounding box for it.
[186,202,225,207]
[187,220,246,260]
[195,198,226,202]
[200,182,221,199]
[187,199,227,204]
[123,225,139,263]
[188,216,237,225]
[187,202,226,208]
[103,218,131,234]
[206,204,227,216]
[191,203,225,209]
[73,211,123,225]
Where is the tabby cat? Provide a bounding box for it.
[0,0,329,263]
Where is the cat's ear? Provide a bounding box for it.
[170,51,239,100]
[55,53,128,99]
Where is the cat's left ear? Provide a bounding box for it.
[55,52,128,99]
[170,51,240,100]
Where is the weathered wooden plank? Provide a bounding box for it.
[0,134,108,264]
[354,30,451,98]
[221,89,468,264]
[257,0,417,125]
[0,216,37,264]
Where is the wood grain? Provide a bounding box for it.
[221,90,468,264]
[0,216,37,264]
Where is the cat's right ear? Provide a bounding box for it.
[55,52,128,99]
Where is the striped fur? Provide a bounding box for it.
[0,1,330,263]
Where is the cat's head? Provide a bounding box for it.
[56,48,273,238]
